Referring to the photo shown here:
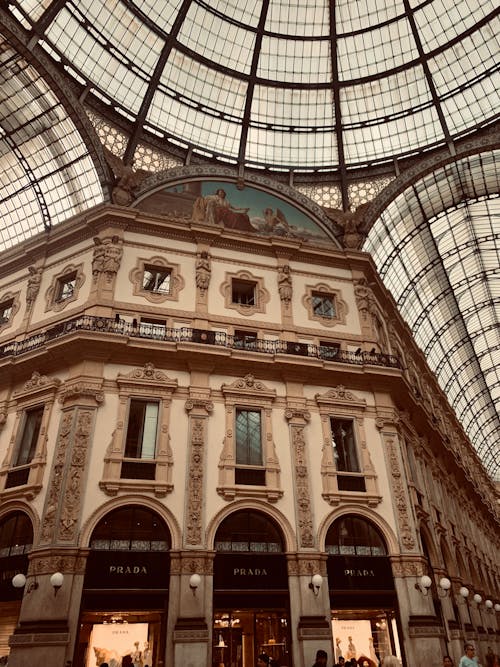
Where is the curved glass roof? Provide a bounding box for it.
[8,0,499,173]
[364,151,500,481]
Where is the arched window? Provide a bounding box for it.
[326,515,387,556]
[215,510,284,553]
[90,506,170,552]
[0,512,33,558]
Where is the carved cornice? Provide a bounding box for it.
[221,374,276,400]
[315,385,366,409]
[59,383,105,406]
[14,371,61,402]
[117,362,178,389]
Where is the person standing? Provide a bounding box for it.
[312,649,328,667]
[460,645,479,667]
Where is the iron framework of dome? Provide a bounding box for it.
[0,0,499,479]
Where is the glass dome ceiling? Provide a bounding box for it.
[7,0,499,172]
[0,2,498,480]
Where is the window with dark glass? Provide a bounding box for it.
[330,418,360,472]
[0,512,33,558]
[319,340,340,358]
[312,292,336,318]
[124,400,159,459]
[14,406,44,467]
[142,265,171,294]
[232,279,256,306]
[55,272,77,302]
[326,515,387,556]
[235,409,264,485]
[233,329,257,349]
[0,298,13,324]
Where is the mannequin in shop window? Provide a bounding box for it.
[131,641,142,667]
[142,641,152,667]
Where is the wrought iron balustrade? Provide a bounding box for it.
[0,315,402,369]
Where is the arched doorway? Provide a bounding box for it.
[75,505,171,667]
[326,514,402,665]
[0,511,33,661]
[212,510,291,667]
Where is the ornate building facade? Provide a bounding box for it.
[0,177,498,667]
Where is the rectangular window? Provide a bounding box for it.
[330,418,360,472]
[0,299,13,324]
[319,340,340,359]
[312,292,336,318]
[124,400,159,459]
[233,330,257,350]
[15,407,44,466]
[232,280,256,306]
[142,266,171,294]
[236,409,262,467]
[55,272,77,302]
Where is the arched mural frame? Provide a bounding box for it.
[133,166,342,248]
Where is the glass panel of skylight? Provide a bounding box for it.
[258,37,331,84]
[149,92,241,156]
[136,0,185,33]
[342,105,442,163]
[413,0,495,52]
[158,51,247,119]
[245,126,338,167]
[337,19,416,80]
[341,66,431,125]
[251,85,334,128]
[440,74,500,135]
[266,0,329,37]
[47,9,148,114]
[208,0,261,28]
[336,0,404,34]
[178,3,255,73]
[429,29,498,99]
[15,0,46,22]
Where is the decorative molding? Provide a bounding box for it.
[0,290,21,334]
[290,424,314,548]
[218,375,281,502]
[44,263,85,313]
[26,266,43,310]
[129,255,185,304]
[91,234,123,284]
[302,283,347,327]
[220,269,270,317]
[384,435,416,551]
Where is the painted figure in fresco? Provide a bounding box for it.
[193,188,255,231]
[263,207,293,236]
[207,188,254,231]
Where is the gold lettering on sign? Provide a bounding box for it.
[233,568,268,576]
[109,566,148,575]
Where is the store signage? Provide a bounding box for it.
[214,554,287,590]
[327,555,394,591]
[84,551,169,590]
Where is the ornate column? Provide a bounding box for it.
[285,406,313,549]
[169,397,214,667]
[8,380,103,667]
[377,411,445,667]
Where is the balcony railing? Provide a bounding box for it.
[0,315,402,369]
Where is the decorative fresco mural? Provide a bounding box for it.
[137,180,331,242]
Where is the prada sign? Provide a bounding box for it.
[84,551,169,590]
[327,555,394,591]
[214,554,288,590]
